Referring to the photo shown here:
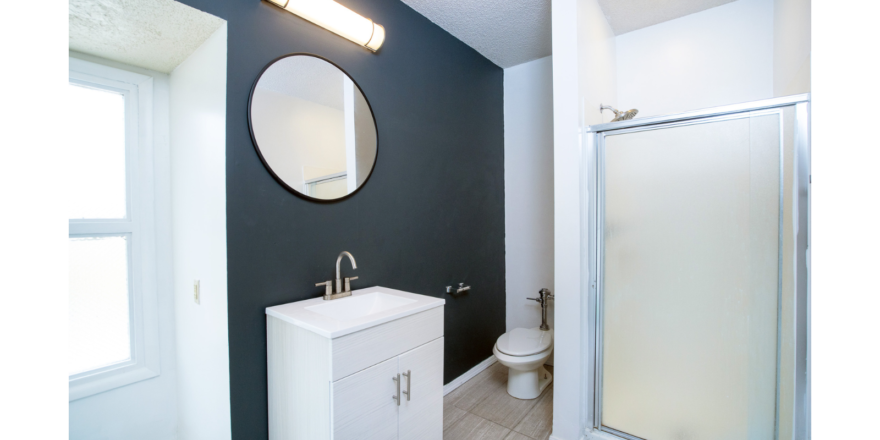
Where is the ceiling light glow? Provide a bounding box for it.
[265,0,385,52]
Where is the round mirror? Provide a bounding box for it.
[248,54,378,201]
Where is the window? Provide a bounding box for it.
[69,58,160,400]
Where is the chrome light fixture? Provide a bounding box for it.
[265,0,386,52]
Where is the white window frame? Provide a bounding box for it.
[69,58,161,401]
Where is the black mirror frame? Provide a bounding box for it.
[247,53,379,203]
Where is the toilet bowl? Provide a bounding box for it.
[493,327,553,399]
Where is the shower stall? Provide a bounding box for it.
[582,95,810,440]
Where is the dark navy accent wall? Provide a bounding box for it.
[176,0,505,437]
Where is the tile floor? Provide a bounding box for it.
[443,362,553,440]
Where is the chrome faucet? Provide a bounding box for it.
[335,251,357,294]
[527,288,554,331]
[315,251,358,300]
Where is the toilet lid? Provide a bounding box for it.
[496,328,552,356]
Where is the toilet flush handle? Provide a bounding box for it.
[527,288,553,331]
[527,288,553,304]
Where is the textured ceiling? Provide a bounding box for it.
[598,0,737,35]
[256,56,346,111]
[69,0,224,73]
[400,0,551,69]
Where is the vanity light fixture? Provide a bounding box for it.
[265,0,385,52]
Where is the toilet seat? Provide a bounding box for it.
[493,327,554,399]
[493,344,554,365]
[495,327,553,357]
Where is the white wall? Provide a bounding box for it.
[68,52,180,440]
[616,0,775,118]
[578,0,618,125]
[504,56,555,343]
[550,1,619,438]
[774,0,811,96]
[169,24,231,440]
[251,87,346,188]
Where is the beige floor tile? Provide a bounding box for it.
[443,412,511,440]
[447,362,508,412]
[443,399,468,431]
[503,431,534,440]
[444,366,488,404]
[513,388,553,440]
[468,377,542,429]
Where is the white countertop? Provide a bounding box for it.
[265,286,445,339]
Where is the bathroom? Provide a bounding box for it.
[5,0,876,439]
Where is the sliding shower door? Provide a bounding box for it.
[595,106,801,440]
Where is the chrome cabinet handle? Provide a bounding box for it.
[392,374,401,406]
[401,370,411,401]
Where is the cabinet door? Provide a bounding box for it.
[331,357,399,440]
[398,337,444,440]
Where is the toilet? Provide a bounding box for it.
[493,327,554,399]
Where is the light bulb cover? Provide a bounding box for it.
[365,23,385,52]
[265,0,385,52]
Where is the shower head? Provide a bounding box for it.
[600,104,639,122]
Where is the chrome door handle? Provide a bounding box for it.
[392,373,401,406]
[401,370,411,401]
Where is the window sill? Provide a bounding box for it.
[69,359,159,401]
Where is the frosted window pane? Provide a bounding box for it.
[68,83,127,219]
[601,115,780,440]
[69,236,131,375]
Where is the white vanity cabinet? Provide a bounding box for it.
[266,287,444,440]
[332,338,444,440]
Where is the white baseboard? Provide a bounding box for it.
[443,355,497,396]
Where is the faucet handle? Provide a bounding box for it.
[316,280,333,297]
[344,276,359,292]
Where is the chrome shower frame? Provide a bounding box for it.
[580,94,811,440]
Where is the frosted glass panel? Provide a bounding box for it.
[68,83,127,219]
[69,236,132,375]
[601,114,781,440]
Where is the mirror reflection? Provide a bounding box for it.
[249,54,378,200]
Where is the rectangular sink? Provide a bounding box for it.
[266,286,444,338]
[305,291,416,321]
